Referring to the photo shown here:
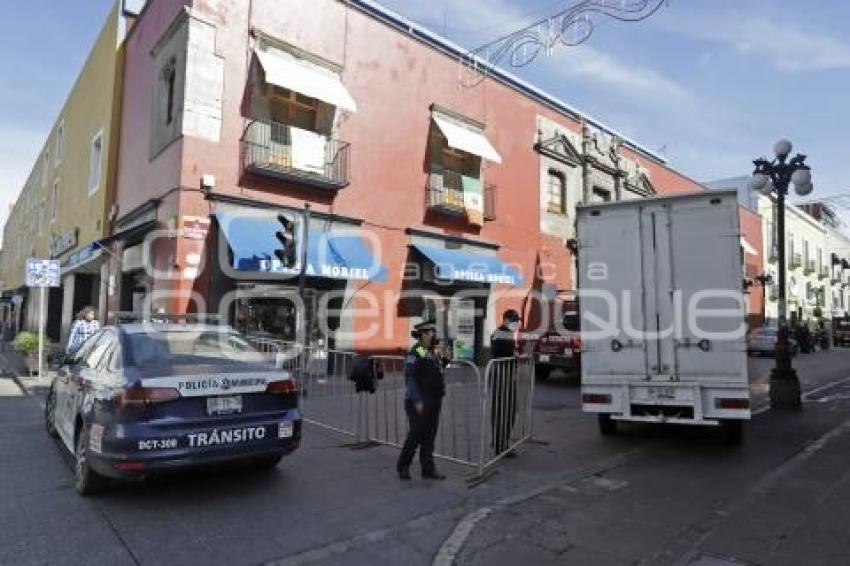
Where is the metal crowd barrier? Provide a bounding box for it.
[245,336,535,479]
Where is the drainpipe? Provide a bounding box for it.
[581,120,590,204]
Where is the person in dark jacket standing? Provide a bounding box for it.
[397,322,446,480]
[489,309,521,457]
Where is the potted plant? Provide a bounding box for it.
[13,331,50,376]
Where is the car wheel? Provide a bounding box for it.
[253,454,283,470]
[598,414,617,436]
[74,426,104,496]
[721,420,743,445]
[45,386,58,438]
[535,365,551,381]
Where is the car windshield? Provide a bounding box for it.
[126,330,268,367]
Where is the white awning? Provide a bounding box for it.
[741,238,758,256]
[255,49,357,113]
[432,115,502,164]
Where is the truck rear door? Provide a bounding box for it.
[578,206,647,378]
[664,196,747,381]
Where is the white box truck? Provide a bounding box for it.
[576,190,750,442]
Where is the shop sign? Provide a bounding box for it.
[51,228,78,258]
[182,215,211,240]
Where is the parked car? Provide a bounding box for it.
[45,323,301,496]
[532,296,581,380]
[833,317,850,347]
[747,327,800,357]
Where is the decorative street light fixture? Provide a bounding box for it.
[748,139,813,410]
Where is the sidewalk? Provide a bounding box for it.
[0,345,53,394]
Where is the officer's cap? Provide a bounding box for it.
[411,321,437,338]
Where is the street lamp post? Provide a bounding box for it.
[749,139,812,410]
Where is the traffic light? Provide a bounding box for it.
[275,213,297,268]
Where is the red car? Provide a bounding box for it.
[532,297,581,380]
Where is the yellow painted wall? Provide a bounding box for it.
[1,2,125,291]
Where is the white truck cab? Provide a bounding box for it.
[576,191,750,443]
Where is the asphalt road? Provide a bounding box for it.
[1,349,849,566]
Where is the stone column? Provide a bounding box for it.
[60,273,76,345]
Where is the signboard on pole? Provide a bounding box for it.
[25,258,60,381]
[25,258,61,288]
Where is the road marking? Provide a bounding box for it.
[432,507,493,566]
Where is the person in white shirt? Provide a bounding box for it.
[66,307,100,354]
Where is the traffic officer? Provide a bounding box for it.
[396,321,446,480]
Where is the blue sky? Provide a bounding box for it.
[1,0,849,232]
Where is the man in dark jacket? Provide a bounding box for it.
[396,322,447,480]
[490,309,521,456]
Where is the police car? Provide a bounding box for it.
[45,323,301,495]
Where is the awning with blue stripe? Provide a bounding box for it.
[216,210,387,282]
[411,243,523,286]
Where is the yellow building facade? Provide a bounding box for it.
[0,2,136,342]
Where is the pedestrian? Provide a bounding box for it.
[489,309,521,457]
[396,321,446,481]
[66,306,100,354]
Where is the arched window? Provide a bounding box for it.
[547,170,566,214]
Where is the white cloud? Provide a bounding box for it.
[674,14,850,73]
[542,45,695,106]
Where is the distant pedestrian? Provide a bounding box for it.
[489,309,521,457]
[397,322,446,481]
[66,307,100,354]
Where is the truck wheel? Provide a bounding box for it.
[721,420,743,445]
[598,414,617,436]
[535,365,551,381]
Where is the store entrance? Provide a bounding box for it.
[419,291,488,363]
[233,283,344,350]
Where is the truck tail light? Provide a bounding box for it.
[266,379,299,394]
[582,393,612,404]
[570,338,582,354]
[114,387,180,410]
[715,398,750,410]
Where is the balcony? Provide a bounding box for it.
[767,245,778,263]
[426,169,496,221]
[789,253,803,270]
[241,119,350,190]
[819,266,830,280]
[804,259,817,275]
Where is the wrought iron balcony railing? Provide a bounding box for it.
[789,253,803,270]
[241,119,350,190]
[426,169,495,221]
[804,259,817,275]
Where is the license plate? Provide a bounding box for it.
[538,354,551,363]
[278,421,294,438]
[649,386,676,400]
[207,395,242,416]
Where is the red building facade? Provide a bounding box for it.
[109,0,708,358]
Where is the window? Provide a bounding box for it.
[55,120,64,165]
[592,186,611,203]
[42,150,50,186]
[270,87,318,131]
[88,130,103,195]
[51,181,59,222]
[547,170,566,214]
[164,62,177,126]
